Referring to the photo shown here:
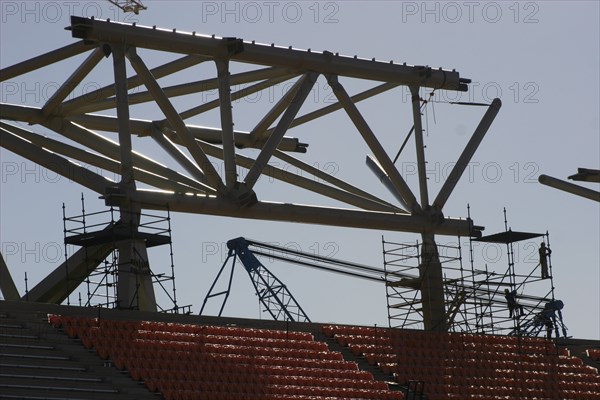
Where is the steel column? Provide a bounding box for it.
[0,253,19,301]
[113,46,136,188]
[216,59,238,189]
[410,86,430,208]
[419,233,447,332]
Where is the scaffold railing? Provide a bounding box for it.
[61,195,189,313]
[383,207,567,339]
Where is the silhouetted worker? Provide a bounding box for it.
[540,302,557,339]
[504,288,524,319]
[539,242,552,279]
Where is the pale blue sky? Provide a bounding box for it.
[1,1,599,339]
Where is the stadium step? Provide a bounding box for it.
[315,330,404,393]
[0,305,160,400]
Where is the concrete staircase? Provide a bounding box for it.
[0,306,159,400]
[314,330,411,396]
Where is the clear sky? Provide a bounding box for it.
[1,1,599,339]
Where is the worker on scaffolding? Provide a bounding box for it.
[504,288,524,319]
[538,302,558,339]
[539,242,552,279]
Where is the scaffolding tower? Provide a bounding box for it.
[383,208,567,338]
[62,195,188,313]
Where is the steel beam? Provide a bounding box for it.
[128,191,480,237]
[23,242,114,304]
[112,46,136,188]
[41,48,105,118]
[0,253,19,301]
[539,174,600,202]
[216,60,238,189]
[265,82,399,135]
[68,66,292,116]
[149,126,208,185]
[244,73,318,190]
[116,239,157,311]
[60,55,208,115]
[197,141,400,212]
[410,86,430,207]
[275,149,401,210]
[126,49,225,193]
[0,103,305,152]
[419,233,447,332]
[328,75,420,213]
[0,41,93,82]
[69,16,469,91]
[0,122,203,194]
[366,154,410,211]
[44,118,212,192]
[177,73,297,122]
[68,111,304,152]
[433,98,502,210]
[0,127,111,194]
[249,74,307,143]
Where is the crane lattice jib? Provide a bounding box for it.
[227,237,311,323]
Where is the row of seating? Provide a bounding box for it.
[588,348,600,361]
[49,315,403,400]
[326,323,559,345]
[324,324,600,400]
[49,315,314,341]
[133,330,329,351]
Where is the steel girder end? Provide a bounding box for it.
[222,37,244,56]
[227,182,258,207]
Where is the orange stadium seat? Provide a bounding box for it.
[46,315,600,400]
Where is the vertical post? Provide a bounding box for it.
[62,203,70,306]
[410,86,429,208]
[419,233,447,332]
[112,45,156,312]
[216,59,238,190]
[113,47,135,191]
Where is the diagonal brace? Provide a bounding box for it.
[244,73,319,190]
[61,54,208,115]
[42,47,106,117]
[249,71,311,143]
[126,48,226,193]
[328,74,420,213]
[0,127,112,194]
[150,124,208,185]
[433,98,502,210]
